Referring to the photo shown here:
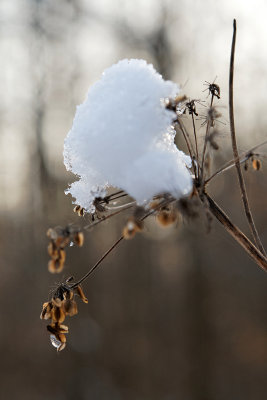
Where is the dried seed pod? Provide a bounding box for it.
[73,205,81,213]
[55,236,70,249]
[52,297,62,307]
[156,210,178,227]
[149,200,161,210]
[174,94,187,104]
[47,241,58,258]
[63,290,74,301]
[47,323,68,335]
[46,228,58,240]
[51,306,66,324]
[123,217,143,239]
[48,259,64,274]
[63,299,78,316]
[252,159,261,171]
[73,232,84,247]
[74,205,86,216]
[76,285,88,303]
[40,302,53,320]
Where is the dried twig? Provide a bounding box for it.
[229,19,266,256]
[72,197,174,287]
[204,193,267,272]
[200,94,214,179]
[205,139,267,185]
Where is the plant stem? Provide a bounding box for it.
[201,94,214,178]
[229,19,266,256]
[205,193,267,272]
[204,139,267,185]
[72,197,174,287]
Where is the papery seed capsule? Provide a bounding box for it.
[52,306,66,323]
[252,159,261,171]
[122,217,143,240]
[63,290,74,301]
[63,299,78,316]
[52,297,62,307]
[40,302,52,320]
[73,232,84,247]
[47,323,69,334]
[73,205,81,213]
[48,259,57,273]
[76,285,88,303]
[156,210,177,227]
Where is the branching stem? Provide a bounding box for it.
[205,193,267,272]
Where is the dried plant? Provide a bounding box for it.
[40,20,267,351]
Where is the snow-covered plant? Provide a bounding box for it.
[41,20,267,352]
[63,59,192,211]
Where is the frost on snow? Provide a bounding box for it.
[63,59,192,212]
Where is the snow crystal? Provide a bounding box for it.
[63,59,192,211]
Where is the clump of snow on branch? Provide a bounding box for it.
[64,59,192,212]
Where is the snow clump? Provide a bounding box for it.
[63,59,192,212]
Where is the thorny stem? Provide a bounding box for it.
[72,197,174,288]
[204,193,267,272]
[229,19,266,256]
[205,139,267,185]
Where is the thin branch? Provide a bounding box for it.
[176,119,197,178]
[72,197,174,287]
[205,193,267,272]
[205,139,267,185]
[200,94,214,177]
[84,203,135,230]
[229,19,266,256]
[191,113,199,175]
[71,235,124,288]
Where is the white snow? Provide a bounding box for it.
[64,59,192,212]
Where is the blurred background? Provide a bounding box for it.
[0,0,267,399]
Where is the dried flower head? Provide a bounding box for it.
[46,225,84,273]
[40,279,88,351]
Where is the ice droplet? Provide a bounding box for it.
[50,334,61,350]
[69,241,74,247]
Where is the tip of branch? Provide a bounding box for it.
[233,19,236,29]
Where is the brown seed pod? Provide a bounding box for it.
[76,285,88,303]
[74,205,86,216]
[48,259,64,274]
[63,299,78,316]
[73,232,84,247]
[73,205,81,213]
[63,290,74,301]
[47,323,69,335]
[47,241,58,258]
[156,210,178,227]
[40,302,53,320]
[252,159,261,171]
[51,306,66,324]
[52,297,62,307]
[122,217,143,239]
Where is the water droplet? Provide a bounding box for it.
[50,334,61,350]
[69,241,74,247]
